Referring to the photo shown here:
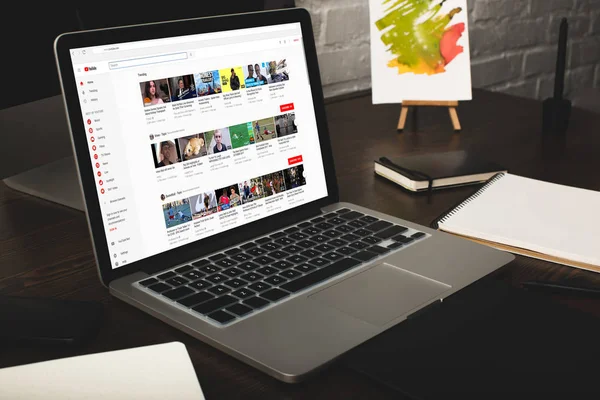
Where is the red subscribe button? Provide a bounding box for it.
[288,155,303,165]
[280,103,295,112]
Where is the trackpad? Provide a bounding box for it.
[309,263,451,326]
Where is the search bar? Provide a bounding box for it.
[108,52,187,69]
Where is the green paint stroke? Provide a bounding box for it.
[376,0,463,74]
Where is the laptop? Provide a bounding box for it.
[54,8,514,382]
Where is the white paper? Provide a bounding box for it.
[369,0,472,103]
[0,342,205,400]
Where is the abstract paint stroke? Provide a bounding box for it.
[376,0,465,75]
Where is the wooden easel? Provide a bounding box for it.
[397,101,461,132]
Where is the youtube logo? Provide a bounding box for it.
[89,128,93,133]
[100,188,105,194]
[84,67,89,72]
[87,119,92,125]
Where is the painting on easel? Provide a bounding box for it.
[369,0,473,104]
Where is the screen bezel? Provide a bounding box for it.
[55,8,339,286]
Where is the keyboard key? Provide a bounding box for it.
[269,250,289,259]
[335,225,354,233]
[375,225,409,239]
[388,242,404,249]
[238,261,260,272]
[398,237,415,244]
[223,278,245,288]
[315,244,334,253]
[205,274,227,284]
[225,247,242,256]
[353,229,372,237]
[222,267,244,277]
[261,242,280,251]
[165,276,189,287]
[362,236,382,245]
[189,280,212,291]
[241,272,263,282]
[191,259,210,267]
[256,237,272,245]
[243,296,270,309]
[274,237,294,246]
[182,270,205,281]
[412,232,426,239]
[302,227,321,235]
[175,265,193,273]
[207,310,236,324]
[209,253,226,261]
[269,231,287,239]
[341,233,360,242]
[300,249,321,259]
[255,256,275,265]
[289,232,309,241]
[364,220,393,232]
[280,269,302,279]
[312,235,329,243]
[368,245,391,255]
[352,251,378,262]
[296,240,317,249]
[247,247,268,257]
[336,208,351,214]
[199,265,219,274]
[329,217,346,225]
[139,278,158,287]
[261,289,290,302]
[310,216,326,224]
[264,275,287,285]
[322,252,345,262]
[248,282,272,292]
[359,215,378,224]
[216,258,237,268]
[287,255,308,264]
[232,253,252,262]
[272,260,294,270]
[163,286,194,300]
[280,258,361,293]
[208,285,231,296]
[307,258,330,268]
[283,227,299,234]
[157,271,176,280]
[339,211,364,220]
[348,220,368,229]
[322,230,342,238]
[323,212,338,219]
[350,241,370,250]
[177,291,214,307]
[240,242,257,250]
[231,288,255,299]
[147,283,172,293]
[295,264,317,273]
[337,246,358,255]
[226,303,253,317]
[315,222,334,231]
[256,266,278,276]
[192,295,237,315]
[297,222,311,229]
[328,239,347,247]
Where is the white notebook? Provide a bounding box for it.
[434,173,600,273]
[0,342,205,400]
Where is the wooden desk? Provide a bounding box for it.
[1,89,599,399]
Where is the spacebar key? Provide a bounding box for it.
[280,258,361,293]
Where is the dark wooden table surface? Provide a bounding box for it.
[1,89,600,399]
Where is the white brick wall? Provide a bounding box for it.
[296,0,600,105]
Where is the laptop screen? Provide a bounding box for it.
[68,22,328,270]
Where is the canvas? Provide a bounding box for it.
[369,0,472,103]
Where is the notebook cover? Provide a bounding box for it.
[376,151,506,182]
[342,280,600,400]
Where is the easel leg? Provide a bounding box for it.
[397,106,409,132]
[412,106,419,132]
[448,107,461,131]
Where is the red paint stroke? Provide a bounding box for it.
[440,23,465,66]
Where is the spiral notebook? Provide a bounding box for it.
[432,173,600,273]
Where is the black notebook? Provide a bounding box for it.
[342,279,600,400]
[374,151,506,192]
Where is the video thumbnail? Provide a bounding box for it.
[284,164,306,189]
[189,191,218,219]
[239,177,264,204]
[252,117,277,142]
[229,122,255,149]
[244,62,269,88]
[261,171,287,197]
[219,66,245,92]
[140,79,171,106]
[266,59,289,83]
[216,184,242,211]
[205,128,232,154]
[274,112,297,137]
[168,75,196,101]
[162,199,192,229]
[178,133,207,161]
[151,140,181,168]
[195,70,221,96]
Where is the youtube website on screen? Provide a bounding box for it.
[69,23,328,269]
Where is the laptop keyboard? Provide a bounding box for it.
[136,208,430,326]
